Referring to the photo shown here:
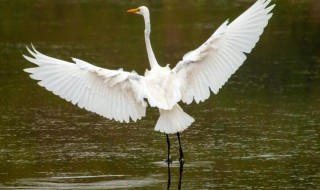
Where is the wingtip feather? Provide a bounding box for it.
[267,13,273,20]
[26,46,37,58]
[31,43,37,53]
[23,54,39,65]
[23,68,35,73]
[266,4,276,13]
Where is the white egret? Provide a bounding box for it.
[24,0,274,162]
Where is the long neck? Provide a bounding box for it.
[143,13,159,69]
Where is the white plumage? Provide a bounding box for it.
[24,0,274,134]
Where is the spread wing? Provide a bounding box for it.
[173,0,275,104]
[23,46,147,123]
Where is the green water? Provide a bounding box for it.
[0,0,319,189]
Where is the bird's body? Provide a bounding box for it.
[144,65,180,111]
[24,0,274,161]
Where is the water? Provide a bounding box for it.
[0,0,319,189]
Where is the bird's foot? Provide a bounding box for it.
[179,156,185,164]
[165,156,172,164]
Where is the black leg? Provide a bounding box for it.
[177,132,184,162]
[166,134,172,163]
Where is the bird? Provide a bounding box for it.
[23,0,274,163]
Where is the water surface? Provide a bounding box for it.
[0,0,319,189]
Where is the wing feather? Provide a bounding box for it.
[174,0,274,104]
[24,47,147,122]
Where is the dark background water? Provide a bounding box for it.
[0,0,319,189]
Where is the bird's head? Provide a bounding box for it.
[127,6,149,17]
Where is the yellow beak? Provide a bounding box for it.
[127,8,139,13]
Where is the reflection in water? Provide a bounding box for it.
[167,161,184,190]
[178,162,184,190]
[167,162,171,189]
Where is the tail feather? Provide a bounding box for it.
[155,105,194,134]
